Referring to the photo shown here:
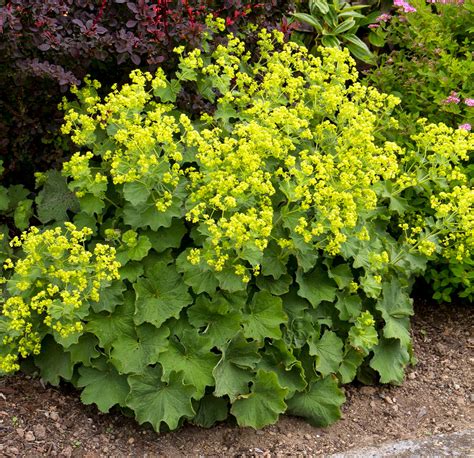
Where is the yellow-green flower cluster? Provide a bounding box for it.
[0,223,120,373]
[394,121,473,263]
[179,33,403,271]
[61,68,185,213]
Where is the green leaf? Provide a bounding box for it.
[370,337,409,384]
[368,30,386,48]
[338,347,365,384]
[374,181,411,214]
[309,331,344,377]
[92,281,125,313]
[287,376,345,427]
[256,274,292,296]
[214,101,239,130]
[348,311,379,354]
[197,76,216,103]
[213,333,261,402]
[7,185,30,208]
[296,267,337,308]
[243,291,287,341]
[119,262,144,282]
[78,358,130,412]
[0,186,9,211]
[123,182,150,206]
[36,170,80,223]
[13,199,33,230]
[67,333,100,366]
[133,261,192,328]
[111,323,169,374]
[376,280,414,346]
[127,367,196,431]
[333,18,356,35]
[261,240,288,279]
[335,293,362,321]
[176,250,219,295]
[359,273,383,298]
[123,198,182,231]
[321,35,341,48]
[328,264,353,290]
[117,235,152,264]
[310,0,330,15]
[78,193,105,216]
[187,294,243,347]
[35,336,74,386]
[193,395,228,428]
[214,267,248,293]
[85,292,136,350]
[257,340,307,395]
[153,78,181,103]
[159,330,220,399]
[144,219,186,253]
[344,34,375,64]
[177,65,198,82]
[73,213,97,234]
[231,370,288,429]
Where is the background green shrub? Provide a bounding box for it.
[365,0,473,130]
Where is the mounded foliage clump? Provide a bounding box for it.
[1,29,472,431]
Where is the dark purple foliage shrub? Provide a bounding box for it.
[0,0,294,185]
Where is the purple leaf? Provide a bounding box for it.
[130,53,141,65]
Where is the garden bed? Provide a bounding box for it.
[0,297,471,457]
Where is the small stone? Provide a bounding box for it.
[392,404,399,412]
[50,411,59,422]
[127,437,135,445]
[304,434,312,440]
[16,428,25,439]
[33,424,47,440]
[453,383,460,390]
[256,429,265,435]
[383,396,393,405]
[370,400,376,408]
[7,447,19,455]
[360,386,376,396]
[408,372,416,380]
[24,431,36,442]
[62,446,73,457]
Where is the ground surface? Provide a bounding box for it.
[0,298,472,457]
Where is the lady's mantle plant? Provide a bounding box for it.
[1,29,472,431]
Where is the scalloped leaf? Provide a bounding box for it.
[231,370,288,429]
[127,367,196,431]
[133,260,192,328]
[287,376,345,427]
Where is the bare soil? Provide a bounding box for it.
[0,298,472,457]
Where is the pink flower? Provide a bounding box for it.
[442,91,460,104]
[464,98,474,107]
[427,0,464,3]
[458,123,471,131]
[368,23,380,28]
[376,13,392,22]
[394,0,417,12]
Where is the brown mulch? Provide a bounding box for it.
[0,298,472,457]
